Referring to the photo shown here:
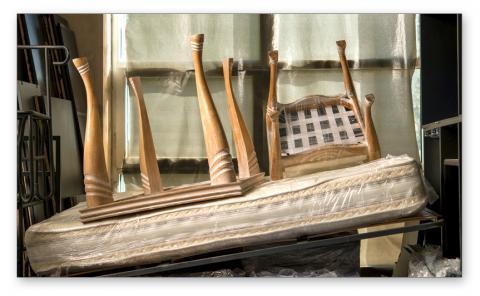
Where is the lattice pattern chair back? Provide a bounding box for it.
[266,40,380,180]
[278,96,364,156]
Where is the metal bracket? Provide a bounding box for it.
[17,45,70,118]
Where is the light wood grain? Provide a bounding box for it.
[266,50,283,181]
[79,173,265,223]
[128,77,163,194]
[282,94,353,113]
[222,58,260,178]
[282,143,369,168]
[190,34,236,185]
[364,94,381,160]
[284,155,368,178]
[336,40,365,131]
[73,57,114,208]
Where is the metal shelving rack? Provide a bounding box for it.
[17,45,69,277]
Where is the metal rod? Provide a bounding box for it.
[17,45,70,118]
[44,49,50,117]
[17,45,70,65]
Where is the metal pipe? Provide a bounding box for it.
[17,45,70,117]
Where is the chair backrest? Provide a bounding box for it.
[266,40,380,180]
[278,95,364,156]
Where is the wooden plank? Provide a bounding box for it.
[284,155,368,179]
[281,94,353,113]
[306,209,440,240]
[282,143,369,168]
[80,173,265,223]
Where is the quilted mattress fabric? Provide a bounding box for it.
[25,155,428,276]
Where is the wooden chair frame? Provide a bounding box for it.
[266,40,380,180]
[74,34,263,223]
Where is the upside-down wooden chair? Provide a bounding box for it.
[266,40,381,180]
[72,34,263,223]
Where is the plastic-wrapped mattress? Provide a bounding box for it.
[25,155,428,276]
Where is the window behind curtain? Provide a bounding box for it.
[119,14,260,163]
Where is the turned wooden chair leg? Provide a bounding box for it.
[336,40,365,131]
[190,34,236,185]
[73,58,113,208]
[266,50,283,180]
[128,77,163,194]
[222,58,260,179]
[364,94,381,160]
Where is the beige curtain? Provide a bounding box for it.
[123,14,259,162]
[125,14,260,70]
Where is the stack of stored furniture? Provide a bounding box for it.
[24,34,435,276]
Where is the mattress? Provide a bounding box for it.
[25,155,428,276]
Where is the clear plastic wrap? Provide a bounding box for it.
[408,245,461,277]
[24,155,428,276]
[242,241,360,277]
[167,240,360,277]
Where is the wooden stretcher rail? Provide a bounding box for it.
[281,95,353,113]
[79,173,265,223]
[281,144,369,168]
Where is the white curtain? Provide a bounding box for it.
[125,14,260,70]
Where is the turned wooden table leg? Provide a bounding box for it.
[266,50,283,181]
[222,58,260,179]
[364,94,381,160]
[336,40,365,132]
[190,34,236,185]
[73,58,113,207]
[128,77,163,194]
